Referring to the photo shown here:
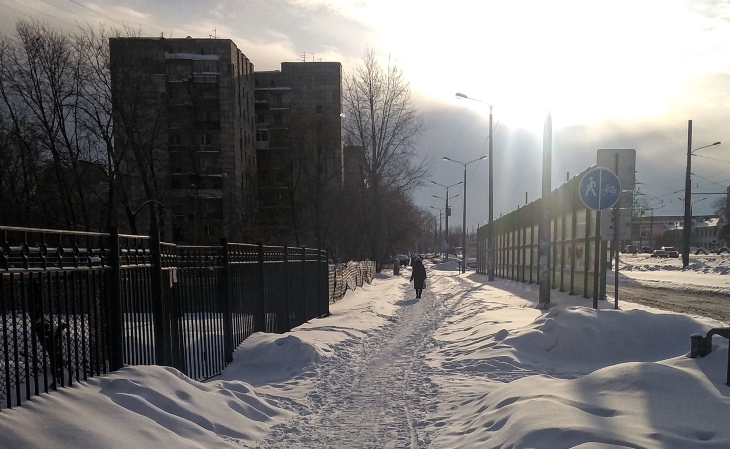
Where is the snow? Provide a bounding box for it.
[1,257,729,448]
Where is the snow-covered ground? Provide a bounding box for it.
[618,252,730,294]
[1,257,729,448]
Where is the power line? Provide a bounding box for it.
[64,0,126,27]
[694,154,730,164]
[1,0,78,27]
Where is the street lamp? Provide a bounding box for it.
[432,180,462,257]
[680,196,708,250]
[443,155,487,273]
[683,119,720,268]
[430,206,443,256]
[648,204,665,248]
[456,92,494,280]
[639,199,663,248]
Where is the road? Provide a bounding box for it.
[617,284,730,322]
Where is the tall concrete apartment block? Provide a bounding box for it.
[109,37,256,244]
[254,62,344,241]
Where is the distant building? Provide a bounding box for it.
[254,62,344,244]
[664,215,726,250]
[633,213,727,250]
[109,37,257,243]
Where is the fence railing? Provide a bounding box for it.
[1,226,375,410]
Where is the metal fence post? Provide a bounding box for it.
[107,229,124,371]
[301,247,307,320]
[220,238,233,363]
[150,227,167,366]
[316,246,322,318]
[283,246,291,332]
[255,242,266,332]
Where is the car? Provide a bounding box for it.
[661,246,679,258]
[641,246,653,253]
[622,245,639,254]
[650,250,668,258]
[465,257,477,269]
[395,254,410,266]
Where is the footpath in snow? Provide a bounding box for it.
[0,262,729,448]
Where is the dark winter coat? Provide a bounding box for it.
[410,259,427,289]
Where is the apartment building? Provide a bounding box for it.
[254,62,344,245]
[109,37,256,243]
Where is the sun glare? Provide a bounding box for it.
[359,0,730,131]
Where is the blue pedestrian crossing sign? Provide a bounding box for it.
[579,168,621,211]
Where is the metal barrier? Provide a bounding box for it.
[690,328,730,386]
[328,261,376,303]
[476,168,610,300]
[0,225,360,410]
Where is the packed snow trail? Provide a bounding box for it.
[251,272,470,449]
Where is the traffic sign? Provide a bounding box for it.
[579,168,621,211]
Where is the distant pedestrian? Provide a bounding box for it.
[410,257,427,299]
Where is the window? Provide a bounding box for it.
[271,93,282,108]
[200,85,217,98]
[256,130,269,142]
[193,73,217,83]
[167,62,191,82]
[316,104,323,114]
[256,112,266,123]
[169,134,182,145]
[273,113,283,125]
[200,134,212,145]
[192,60,217,73]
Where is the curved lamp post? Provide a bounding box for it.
[430,205,443,255]
[456,93,495,280]
[443,155,487,273]
[432,180,462,257]
[683,120,719,268]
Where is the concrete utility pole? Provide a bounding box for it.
[538,113,552,307]
[683,120,693,269]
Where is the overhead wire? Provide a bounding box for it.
[1,0,78,27]
[64,0,126,28]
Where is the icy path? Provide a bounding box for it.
[252,274,465,449]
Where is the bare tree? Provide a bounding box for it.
[343,49,425,192]
[341,49,427,268]
[0,20,103,229]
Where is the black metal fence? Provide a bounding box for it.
[1,226,375,410]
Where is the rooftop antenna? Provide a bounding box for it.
[310,52,314,62]
[301,52,307,62]
[209,28,216,39]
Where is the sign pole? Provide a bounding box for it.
[593,209,601,309]
[579,166,621,310]
[614,154,620,309]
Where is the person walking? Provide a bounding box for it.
[410,257,427,299]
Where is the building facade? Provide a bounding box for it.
[632,214,727,250]
[254,62,344,245]
[109,37,256,243]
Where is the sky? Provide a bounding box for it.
[1,255,729,448]
[3,0,730,225]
